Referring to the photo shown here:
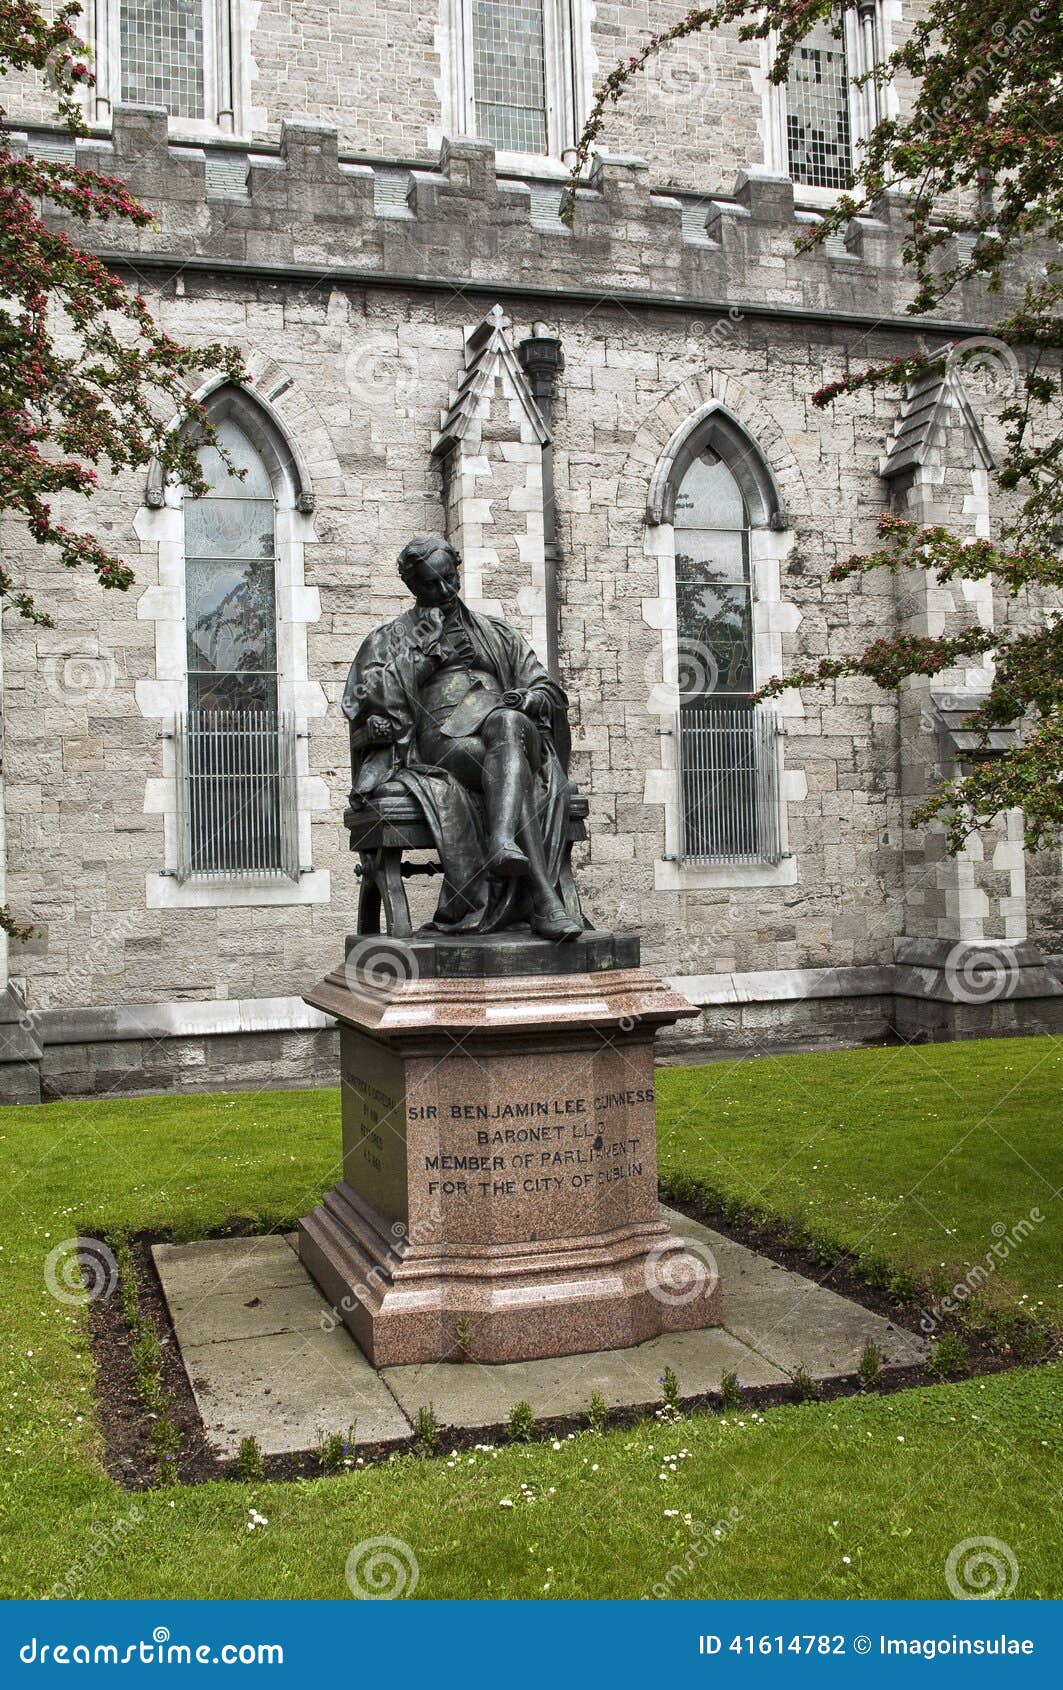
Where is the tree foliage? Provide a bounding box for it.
[569,1,1062,852]
[0,0,244,627]
[0,1,245,940]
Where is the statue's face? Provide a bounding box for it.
[408,548,460,607]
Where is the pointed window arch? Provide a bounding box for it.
[652,408,786,868]
[185,415,279,717]
[674,449,754,706]
[172,386,307,883]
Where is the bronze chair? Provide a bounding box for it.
[345,725,588,937]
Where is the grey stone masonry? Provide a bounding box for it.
[24,111,1043,331]
[1,47,1060,1103]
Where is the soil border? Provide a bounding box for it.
[87,1202,1060,1491]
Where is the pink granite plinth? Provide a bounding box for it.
[298,958,722,1366]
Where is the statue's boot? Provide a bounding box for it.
[483,743,531,877]
[530,896,582,943]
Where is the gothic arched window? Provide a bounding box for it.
[185,419,279,717]
[664,422,782,866]
[785,14,853,190]
[177,404,296,881]
[673,449,753,706]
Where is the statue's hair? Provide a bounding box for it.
[397,536,460,587]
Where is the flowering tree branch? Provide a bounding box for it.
[567,1,1062,852]
[0,1,247,940]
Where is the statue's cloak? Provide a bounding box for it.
[342,600,572,932]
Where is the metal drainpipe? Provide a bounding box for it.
[516,325,565,682]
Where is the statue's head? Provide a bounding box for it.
[397,537,461,608]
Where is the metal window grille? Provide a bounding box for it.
[678,705,782,865]
[786,17,852,189]
[120,0,205,120]
[471,0,548,154]
[174,711,299,882]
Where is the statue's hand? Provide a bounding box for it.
[503,688,549,723]
[365,714,397,745]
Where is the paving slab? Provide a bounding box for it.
[152,1210,928,1457]
[153,1236,306,1301]
[666,1210,929,1378]
[381,1324,786,1429]
[161,1280,338,1347]
[180,1327,413,1456]
[153,1240,413,1456]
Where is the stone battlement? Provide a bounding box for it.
[17,105,1032,327]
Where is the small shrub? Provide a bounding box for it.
[857,1340,882,1388]
[792,1367,821,1402]
[665,1171,697,1203]
[1016,1326,1048,1362]
[929,1334,969,1379]
[508,1400,535,1443]
[413,1403,440,1457]
[150,1414,181,1483]
[656,1364,683,1423]
[888,1268,918,1303]
[858,1252,892,1291]
[587,1391,608,1435]
[661,1366,681,1412]
[723,1194,750,1229]
[317,1425,357,1472]
[129,1328,165,1411]
[111,1231,138,1320]
[719,1370,741,1412]
[129,1325,160,1377]
[237,1435,264,1482]
[808,1228,842,1268]
[454,1317,471,1358]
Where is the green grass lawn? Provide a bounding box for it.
[659,1036,1063,1326]
[0,1035,1059,1601]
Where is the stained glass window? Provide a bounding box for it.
[471,0,548,154]
[674,452,752,702]
[786,16,852,189]
[185,421,278,717]
[673,452,772,863]
[180,421,289,877]
[120,0,205,121]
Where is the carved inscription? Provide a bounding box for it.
[412,1087,653,1199]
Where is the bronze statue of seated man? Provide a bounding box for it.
[342,537,583,942]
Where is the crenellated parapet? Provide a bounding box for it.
[17,104,1038,327]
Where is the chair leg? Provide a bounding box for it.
[379,849,413,937]
[357,853,383,935]
[559,846,588,926]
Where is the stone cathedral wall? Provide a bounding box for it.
[1,18,1060,1098]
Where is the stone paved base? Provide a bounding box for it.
[152,1210,927,1458]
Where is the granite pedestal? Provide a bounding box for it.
[298,931,723,1367]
